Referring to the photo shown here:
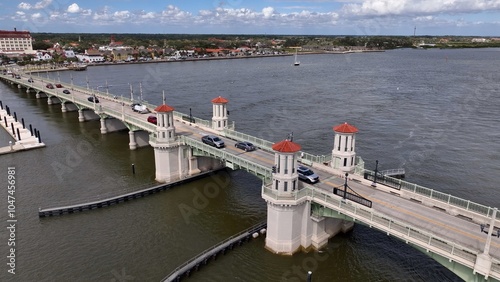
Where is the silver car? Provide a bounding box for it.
[297,166,319,183]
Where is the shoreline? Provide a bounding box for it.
[24,49,384,73]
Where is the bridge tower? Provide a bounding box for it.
[265,138,334,254]
[331,122,358,172]
[149,103,193,182]
[211,96,228,131]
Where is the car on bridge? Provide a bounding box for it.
[147,116,157,125]
[235,141,256,152]
[46,84,54,89]
[202,135,225,148]
[297,166,319,184]
[131,103,150,114]
[87,96,99,103]
[62,89,70,94]
[55,83,63,88]
[28,78,34,83]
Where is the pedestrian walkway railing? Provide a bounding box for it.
[262,185,491,277]
[359,169,499,220]
[182,135,272,182]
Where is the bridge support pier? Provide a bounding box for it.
[47,97,52,105]
[36,91,41,99]
[128,131,137,150]
[61,103,67,113]
[100,118,107,134]
[17,84,22,89]
[78,110,85,122]
[26,88,31,93]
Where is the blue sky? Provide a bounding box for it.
[1,0,500,35]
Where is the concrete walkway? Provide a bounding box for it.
[0,107,45,155]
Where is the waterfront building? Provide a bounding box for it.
[0,29,34,54]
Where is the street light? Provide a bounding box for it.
[371,160,379,187]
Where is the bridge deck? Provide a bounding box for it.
[2,70,499,280]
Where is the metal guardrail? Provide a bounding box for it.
[181,136,273,182]
[262,185,490,277]
[358,169,499,220]
[222,127,332,165]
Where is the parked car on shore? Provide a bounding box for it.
[297,166,319,184]
[202,135,225,148]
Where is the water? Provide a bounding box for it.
[1,48,499,282]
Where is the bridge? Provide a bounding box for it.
[1,68,499,281]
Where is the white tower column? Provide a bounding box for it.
[150,103,190,183]
[331,122,358,172]
[78,109,85,122]
[61,102,67,112]
[211,96,229,131]
[100,117,107,134]
[128,130,137,150]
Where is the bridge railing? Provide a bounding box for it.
[262,186,481,269]
[222,128,333,165]
[181,136,272,182]
[359,169,499,220]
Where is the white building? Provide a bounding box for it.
[0,29,34,54]
[76,54,105,63]
[63,50,76,58]
[33,51,53,61]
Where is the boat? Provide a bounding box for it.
[293,49,300,66]
[67,63,87,71]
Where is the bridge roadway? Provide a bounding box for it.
[2,69,499,280]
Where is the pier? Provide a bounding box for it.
[0,101,45,155]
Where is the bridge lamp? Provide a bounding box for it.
[371,160,379,187]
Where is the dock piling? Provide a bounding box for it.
[16,128,21,141]
[21,118,25,129]
[29,124,33,135]
[13,112,17,122]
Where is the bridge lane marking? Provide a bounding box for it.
[321,181,500,250]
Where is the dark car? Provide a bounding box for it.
[55,83,63,88]
[297,166,319,183]
[46,84,54,89]
[87,96,99,103]
[147,115,157,125]
[62,89,70,94]
[201,135,225,148]
[235,141,256,151]
[28,78,34,83]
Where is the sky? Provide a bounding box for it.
[1,0,500,36]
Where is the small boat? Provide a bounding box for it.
[67,64,87,71]
[293,49,300,66]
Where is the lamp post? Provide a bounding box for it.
[343,172,348,199]
[372,160,379,187]
[189,108,192,124]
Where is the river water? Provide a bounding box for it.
[1,48,499,282]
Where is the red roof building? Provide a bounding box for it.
[154,104,175,112]
[333,122,358,133]
[272,140,302,153]
[211,96,228,104]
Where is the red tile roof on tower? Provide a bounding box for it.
[333,122,358,133]
[211,96,228,104]
[154,104,174,112]
[272,140,302,153]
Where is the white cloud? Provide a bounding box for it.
[34,0,53,9]
[262,7,275,18]
[67,3,81,13]
[341,0,500,17]
[18,2,32,10]
[32,13,43,19]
